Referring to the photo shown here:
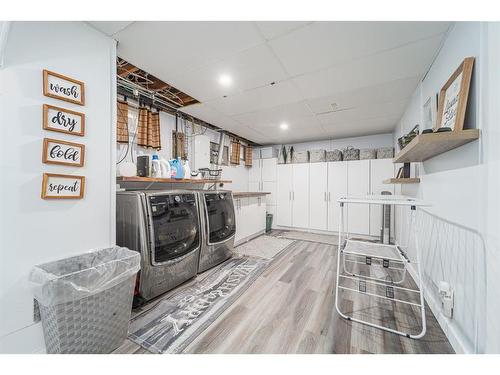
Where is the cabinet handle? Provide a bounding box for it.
[289,191,291,201]
[324,192,327,201]
[293,191,295,200]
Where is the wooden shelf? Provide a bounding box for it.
[393,129,480,163]
[383,178,421,184]
[117,176,232,184]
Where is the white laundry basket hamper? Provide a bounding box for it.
[30,247,140,354]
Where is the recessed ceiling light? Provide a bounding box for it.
[218,74,233,87]
[280,122,289,130]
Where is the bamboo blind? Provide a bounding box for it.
[245,145,253,167]
[117,100,129,143]
[136,107,161,150]
[230,140,241,165]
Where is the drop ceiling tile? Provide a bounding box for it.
[255,21,313,40]
[207,80,302,117]
[232,101,314,127]
[114,21,265,79]
[292,34,445,99]
[87,21,134,36]
[269,21,450,76]
[306,75,420,115]
[167,44,289,102]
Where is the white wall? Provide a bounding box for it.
[393,22,500,353]
[0,22,116,353]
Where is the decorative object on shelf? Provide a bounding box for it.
[376,147,394,159]
[423,94,438,130]
[43,104,85,136]
[41,173,85,199]
[342,146,360,161]
[403,163,411,178]
[397,124,419,151]
[287,146,294,164]
[360,148,376,160]
[43,70,85,106]
[42,138,85,167]
[136,155,150,177]
[117,100,129,143]
[291,150,309,163]
[309,149,326,163]
[396,167,404,179]
[421,129,433,134]
[210,142,219,164]
[436,127,452,133]
[435,57,475,132]
[326,149,343,162]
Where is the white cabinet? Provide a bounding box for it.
[234,196,267,245]
[347,160,370,235]
[292,164,310,229]
[234,197,247,243]
[261,158,277,181]
[327,161,348,232]
[309,163,328,231]
[277,164,293,227]
[248,158,277,221]
[369,159,395,237]
[248,160,262,183]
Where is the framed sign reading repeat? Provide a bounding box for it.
[42,138,85,167]
[435,57,474,132]
[41,173,85,199]
[43,104,85,136]
[43,69,85,106]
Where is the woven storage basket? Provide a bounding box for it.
[309,149,326,163]
[30,247,140,354]
[326,150,343,162]
[376,147,394,159]
[37,277,135,354]
[360,149,377,160]
[292,150,309,163]
[342,146,360,161]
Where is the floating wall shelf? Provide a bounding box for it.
[383,178,421,184]
[116,176,232,184]
[393,129,480,163]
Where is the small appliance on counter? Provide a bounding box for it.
[136,155,151,177]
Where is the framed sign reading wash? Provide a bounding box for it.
[43,69,85,106]
[435,57,475,132]
[41,173,85,199]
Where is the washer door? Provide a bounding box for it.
[204,192,236,244]
[148,193,200,264]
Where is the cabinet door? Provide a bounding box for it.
[261,158,277,181]
[234,198,243,243]
[292,163,310,228]
[347,160,370,235]
[248,159,261,183]
[249,181,260,192]
[369,159,395,237]
[257,196,267,232]
[262,181,276,205]
[327,161,348,232]
[309,163,328,231]
[277,164,293,227]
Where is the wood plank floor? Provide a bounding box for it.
[115,237,454,354]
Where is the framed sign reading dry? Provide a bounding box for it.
[43,104,85,136]
[435,57,474,132]
[43,69,85,105]
[41,173,85,199]
[42,138,85,167]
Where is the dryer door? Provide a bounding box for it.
[204,192,236,244]
[148,193,200,264]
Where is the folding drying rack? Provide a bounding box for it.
[334,195,429,339]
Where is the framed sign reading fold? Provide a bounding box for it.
[43,104,85,136]
[435,57,475,132]
[43,69,85,106]
[41,173,85,199]
[42,138,85,167]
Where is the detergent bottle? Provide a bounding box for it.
[168,159,177,178]
[151,154,162,178]
[183,160,192,179]
[159,157,171,178]
[169,157,184,179]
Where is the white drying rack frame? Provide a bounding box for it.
[334,195,430,339]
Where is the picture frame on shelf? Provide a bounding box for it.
[43,69,85,106]
[435,57,474,132]
[43,104,85,136]
[423,94,438,130]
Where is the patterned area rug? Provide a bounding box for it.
[128,256,269,353]
[234,235,294,259]
[271,230,338,245]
